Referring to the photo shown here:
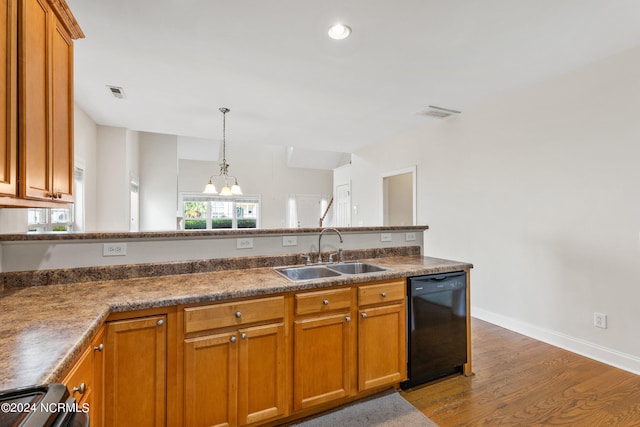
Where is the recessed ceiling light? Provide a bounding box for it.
[328,23,351,40]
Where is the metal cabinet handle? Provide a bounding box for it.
[72,383,86,395]
[93,343,104,352]
[345,316,351,323]
[235,311,242,318]
[361,313,367,319]
[157,319,164,326]
[323,299,329,305]
[381,292,387,298]
[230,336,237,343]
[241,333,247,340]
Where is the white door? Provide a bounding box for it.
[335,183,351,227]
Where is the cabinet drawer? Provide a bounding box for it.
[358,280,405,306]
[295,288,352,316]
[62,345,92,404]
[184,296,285,334]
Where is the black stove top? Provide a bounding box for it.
[0,384,87,427]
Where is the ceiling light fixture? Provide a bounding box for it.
[203,107,242,196]
[328,23,351,40]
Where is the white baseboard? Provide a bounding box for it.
[472,307,640,375]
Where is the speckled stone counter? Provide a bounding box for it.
[0,255,471,391]
[0,225,428,241]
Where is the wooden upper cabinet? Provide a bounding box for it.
[0,0,81,206]
[1,0,18,197]
[19,0,74,202]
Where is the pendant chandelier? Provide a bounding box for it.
[203,107,242,196]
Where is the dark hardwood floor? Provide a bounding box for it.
[401,318,640,426]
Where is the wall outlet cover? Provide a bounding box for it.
[380,233,392,242]
[103,243,127,257]
[237,238,254,249]
[594,312,607,329]
[405,232,416,241]
[282,236,298,247]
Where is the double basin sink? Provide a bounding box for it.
[275,262,388,281]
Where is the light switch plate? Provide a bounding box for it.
[405,232,416,241]
[380,233,392,242]
[103,243,127,257]
[237,238,254,249]
[282,236,297,247]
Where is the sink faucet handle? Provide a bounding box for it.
[338,248,343,263]
[328,252,338,263]
[300,254,312,265]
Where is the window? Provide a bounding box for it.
[28,207,74,233]
[180,194,260,230]
[28,166,84,233]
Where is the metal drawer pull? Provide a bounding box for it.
[345,316,351,323]
[361,313,367,319]
[323,299,329,305]
[93,343,104,352]
[157,319,164,326]
[230,336,237,343]
[72,383,86,395]
[235,311,242,318]
[241,333,247,340]
[381,292,387,298]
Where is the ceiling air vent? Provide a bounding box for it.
[107,85,126,99]
[417,105,461,119]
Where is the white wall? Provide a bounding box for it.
[96,126,139,231]
[140,132,178,231]
[1,229,421,271]
[351,46,640,373]
[178,143,333,229]
[74,104,97,231]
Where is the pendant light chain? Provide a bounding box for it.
[221,107,227,167]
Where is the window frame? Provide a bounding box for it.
[179,193,261,230]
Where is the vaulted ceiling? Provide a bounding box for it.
[68,0,640,159]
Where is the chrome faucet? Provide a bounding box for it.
[318,228,343,264]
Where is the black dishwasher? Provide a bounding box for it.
[401,271,467,389]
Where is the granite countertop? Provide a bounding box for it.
[0,225,428,241]
[0,255,471,391]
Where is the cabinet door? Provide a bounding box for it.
[90,326,105,427]
[19,0,73,202]
[19,0,52,200]
[238,323,287,426]
[61,344,92,407]
[105,315,167,427]
[0,0,17,196]
[183,332,238,427]
[293,313,354,411]
[358,303,406,391]
[49,12,73,202]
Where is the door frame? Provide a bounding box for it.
[381,166,417,226]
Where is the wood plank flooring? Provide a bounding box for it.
[401,318,640,426]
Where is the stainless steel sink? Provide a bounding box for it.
[326,262,387,275]
[274,265,341,281]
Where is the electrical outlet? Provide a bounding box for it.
[103,243,127,257]
[405,232,416,242]
[236,238,254,249]
[594,312,607,329]
[380,233,392,242]
[282,236,297,247]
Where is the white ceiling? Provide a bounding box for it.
[68,0,640,158]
